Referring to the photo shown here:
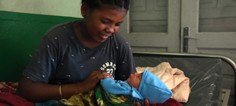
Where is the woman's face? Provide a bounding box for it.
[127,73,142,89]
[82,5,127,43]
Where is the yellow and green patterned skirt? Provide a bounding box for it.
[60,85,135,106]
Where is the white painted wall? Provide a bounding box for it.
[0,0,82,18]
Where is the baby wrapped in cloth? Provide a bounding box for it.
[100,70,173,104]
[60,62,188,106]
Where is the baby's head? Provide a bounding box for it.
[127,70,173,103]
[127,72,143,89]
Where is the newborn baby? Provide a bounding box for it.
[100,70,172,104]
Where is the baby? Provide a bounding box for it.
[100,70,172,104]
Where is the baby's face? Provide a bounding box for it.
[127,72,142,89]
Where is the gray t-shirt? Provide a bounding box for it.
[23,21,136,84]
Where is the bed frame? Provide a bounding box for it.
[133,52,235,106]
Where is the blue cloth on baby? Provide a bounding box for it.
[139,70,172,103]
[100,70,172,103]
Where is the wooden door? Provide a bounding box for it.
[181,0,236,62]
[120,0,181,52]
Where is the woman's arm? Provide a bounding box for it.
[17,71,109,102]
[17,76,80,102]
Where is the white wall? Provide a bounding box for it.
[0,0,82,18]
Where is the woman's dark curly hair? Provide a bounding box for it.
[81,0,130,11]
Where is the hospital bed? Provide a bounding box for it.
[133,52,235,106]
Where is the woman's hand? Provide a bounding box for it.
[80,71,112,93]
[135,99,150,106]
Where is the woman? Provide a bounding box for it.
[17,0,149,105]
